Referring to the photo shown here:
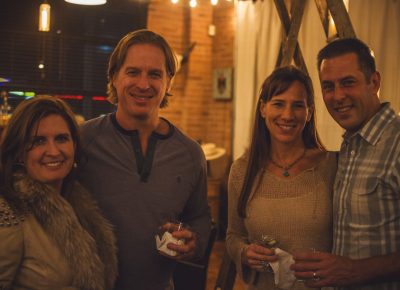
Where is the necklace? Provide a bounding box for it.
[270,148,307,177]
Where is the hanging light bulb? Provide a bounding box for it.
[171,0,179,4]
[189,0,197,8]
[65,0,106,5]
[38,2,51,32]
[211,0,218,5]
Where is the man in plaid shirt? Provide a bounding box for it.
[292,38,400,290]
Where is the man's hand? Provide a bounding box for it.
[291,251,363,287]
[166,228,197,260]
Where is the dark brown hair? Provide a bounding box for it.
[317,37,376,82]
[0,95,80,196]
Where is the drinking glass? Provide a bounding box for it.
[253,234,278,272]
[291,247,316,283]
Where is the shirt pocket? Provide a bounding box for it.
[355,176,398,200]
[354,177,379,196]
[351,177,398,228]
[351,177,380,227]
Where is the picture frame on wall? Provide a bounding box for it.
[213,68,233,100]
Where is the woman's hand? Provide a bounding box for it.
[241,243,279,272]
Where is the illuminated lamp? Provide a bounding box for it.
[38,2,51,32]
[65,0,107,5]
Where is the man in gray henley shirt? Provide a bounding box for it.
[79,29,211,290]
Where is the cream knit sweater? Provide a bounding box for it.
[226,151,337,290]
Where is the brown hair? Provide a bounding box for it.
[0,95,81,195]
[237,66,324,218]
[107,29,178,107]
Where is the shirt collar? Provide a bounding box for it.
[343,102,396,146]
[110,112,174,139]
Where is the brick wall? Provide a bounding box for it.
[207,0,235,157]
[148,0,235,158]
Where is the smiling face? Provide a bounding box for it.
[113,43,171,127]
[319,52,381,132]
[24,114,75,193]
[260,80,312,147]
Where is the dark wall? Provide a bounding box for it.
[0,0,148,118]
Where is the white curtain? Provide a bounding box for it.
[233,0,282,159]
[348,0,400,111]
[233,0,400,159]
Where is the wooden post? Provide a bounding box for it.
[314,0,330,38]
[274,0,308,74]
[326,0,356,38]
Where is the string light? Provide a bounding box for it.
[65,0,106,5]
[170,0,231,6]
[189,0,197,8]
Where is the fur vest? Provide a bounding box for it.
[11,173,118,290]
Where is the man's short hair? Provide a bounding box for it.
[107,29,177,107]
[317,38,376,81]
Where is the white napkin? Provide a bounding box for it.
[155,231,184,256]
[269,248,296,290]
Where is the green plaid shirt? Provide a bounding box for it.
[333,103,400,290]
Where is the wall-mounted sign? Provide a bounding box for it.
[213,68,233,100]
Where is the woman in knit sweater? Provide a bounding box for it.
[226,66,337,290]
